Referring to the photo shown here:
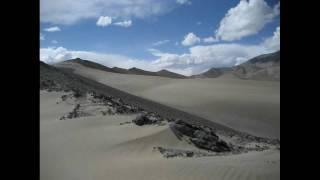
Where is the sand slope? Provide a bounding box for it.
[55,62,280,139]
[40,91,280,180]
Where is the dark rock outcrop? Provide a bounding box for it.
[91,92,143,114]
[132,113,164,126]
[154,147,195,158]
[170,120,231,152]
[154,147,218,158]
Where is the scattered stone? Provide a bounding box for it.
[107,108,116,115]
[72,89,82,98]
[41,80,56,88]
[60,104,81,120]
[61,95,68,101]
[111,97,123,105]
[154,147,216,158]
[101,111,107,116]
[120,121,132,125]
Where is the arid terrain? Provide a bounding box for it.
[55,53,280,139]
[40,52,280,180]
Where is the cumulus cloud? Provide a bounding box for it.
[40,27,279,76]
[51,40,58,44]
[203,37,218,43]
[176,0,191,5]
[214,0,279,41]
[40,0,178,25]
[150,26,280,75]
[150,44,266,75]
[113,20,132,27]
[152,40,170,46]
[96,16,112,27]
[181,32,200,46]
[40,46,155,71]
[40,47,73,64]
[263,26,280,51]
[44,26,61,32]
[40,33,45,41]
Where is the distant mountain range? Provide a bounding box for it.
[233,50,280,81]
[192,50,280,81]
[191,68,225,78]
[56,50,280,81]
[67,58,187,79]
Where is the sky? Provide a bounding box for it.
[40,0,280,76]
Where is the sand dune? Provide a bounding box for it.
[55,61,280,139]
[40,91,280,180]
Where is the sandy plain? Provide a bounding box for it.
[40,90,280,180]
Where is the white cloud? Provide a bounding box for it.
[181,32,200,46]
[263,26,280,51]
[96,16,112,27]
[214,0,279,41]
[51,40,58,44]
[150,44,266,75]
[40,46,155,71]
[40,47,73,64]
[40,28,279,76]
[203,37,218,43]
[152,40,170,46]
[176,0,191,5]
[196,21,202,25]
[40,33,45,41]
[150,27,280,75]
[40,0,178,25]
[44,26,61,32]
[113,20,132,27]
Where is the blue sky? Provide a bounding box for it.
[40,0,280,75]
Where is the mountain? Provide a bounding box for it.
[127,68,186,78]
[190,50,280,81]
[60,59,187,79]
[233,50,280,81]
[156,69,186,79]
[191,68,223,78]
[57,50,280,81]
[127,67,157,76]
[68,58,115,73]
[111,67,129,74]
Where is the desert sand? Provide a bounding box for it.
[40,90,280,180]
[56,62,280,139]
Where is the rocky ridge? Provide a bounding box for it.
[55,90,279,158]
